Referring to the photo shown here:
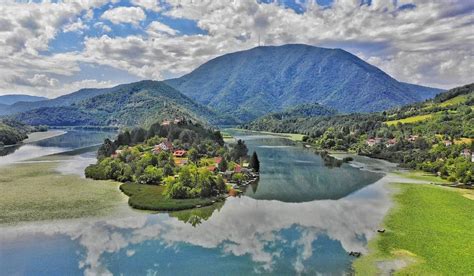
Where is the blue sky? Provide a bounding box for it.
[0,0,472,97]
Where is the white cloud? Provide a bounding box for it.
[100,6,146,26]
[131,0,162,12]
[0,0,472,97]
[147,21,178,36]
[63,18,88,34]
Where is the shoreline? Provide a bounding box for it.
[1,130,67,148]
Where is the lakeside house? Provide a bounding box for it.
[461,149,472,159]
[444,140,453,147]
[367,137,382,146]
[407,135,419,142]
[111,149,123,158]
[152,141,174,154]
[173,150,187,157]
[386,138,397,147]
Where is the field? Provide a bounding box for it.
[354,184,474,275]
[120,183,223,211]
[438,94,469,107]
[384,114,433,126]
[393,170,450,184]
[0,160,125,225]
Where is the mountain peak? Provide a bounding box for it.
[166,44,441,122]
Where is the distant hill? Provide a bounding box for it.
[166,44,442,122]
[0,86,121,116]
[0,94,47,106]
[12,81,234,127]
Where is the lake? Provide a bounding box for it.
[0,130,394,275]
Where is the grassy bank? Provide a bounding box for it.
[0,161,124,225]
[354,183,474,275]
[120,183,223,211]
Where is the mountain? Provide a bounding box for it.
[0,94,47,105]
[12,81,233,127]
[166,44,442,122]
[0,86,122,116]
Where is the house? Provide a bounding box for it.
[207,166,217,172]
[152,141,174,154]
[367,138,382,147]
[161,120,171,126]
[111,149,123,158]
[214,157,223,165]
[234,164,242,173]
[174,118,184,124]
[366,139,376,146]
[444,140,453,147]
[173,150,187,157]
[472,153,474,163]
[461,149,472,159]
[386,138,397,147]
[407,135,419,142]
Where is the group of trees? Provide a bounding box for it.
[86,119,260,201]
[0,119,47,146]
[162,165,227,199]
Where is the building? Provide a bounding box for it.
[234,164,242,173]
[461,149,472,159]
[214,157,223,165]
[444,140,453,147]
[367,138,382,147]
[407,135,419,142]
[173,150,187,157]
[386,138,397,147]
[111,149,123,158]
[161,120,171,126]
[152,141,174,154]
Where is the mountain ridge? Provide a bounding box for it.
[166,44,442,122]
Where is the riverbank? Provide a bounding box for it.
[353,174,474,275]
[0,155,126,225]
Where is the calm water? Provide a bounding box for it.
[0,130,393,275]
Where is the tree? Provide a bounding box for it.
[97,138,116,160]
[116,130,131,146]
[249,151,260,172]
[137,166,163,185]
[131,127,146,144]
[218,158,228,172]
[188,148,199,163]
[231,139,248,162]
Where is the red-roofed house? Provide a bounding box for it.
[214,157,223,165]
[234,164,242,173]
[173,150,187,157]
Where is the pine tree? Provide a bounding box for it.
[249,151,260,172]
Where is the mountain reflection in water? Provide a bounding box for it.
[0,130,393,275]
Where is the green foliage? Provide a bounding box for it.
[0,119,44,146]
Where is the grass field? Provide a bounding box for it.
[438,94,469,107]
[0,161,124,225]
[354,184,474,275]
[393,170,450,184]
[384,114,433,126]
[120,183,223,211]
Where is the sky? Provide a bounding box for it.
[0,0,472,98]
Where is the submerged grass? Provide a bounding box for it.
[120,183,222,211]
[354,184,474,275]
[0,161,124,225]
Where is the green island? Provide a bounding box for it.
[85,119,260,211]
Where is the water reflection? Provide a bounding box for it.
[0,131,394,275]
